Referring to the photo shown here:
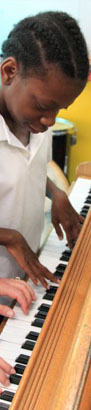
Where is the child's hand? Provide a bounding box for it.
[0,278,36,317]
[0,357,16,391]
[7,231,59,289]
[51,188,84,249]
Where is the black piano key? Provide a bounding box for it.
[22,340,35,351]
[80,211,88,218]
[31,318,45,328]
[71,240,76,247]
[44,290,56,298]
[55,271,64,279]
[15,354,29,365]
[80,211,87,217]
[46,286,57,295]
[63,250,72,256]
[14,363,25,375]
[43,293,54,301]
[81,205,89,211]
[26,331,39,341]
[61,250,72,261]
[56,263,66,273]
[85,198,91,204]
[86,194,91,199]
[10,374,21,385]
[49,285,58,291]
[61,254,70,262]
[38,304,50,313]
[0,391,14,402]
[35,311,47,320]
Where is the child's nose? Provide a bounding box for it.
[40,114,56,127]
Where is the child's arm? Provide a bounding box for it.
[0,228,58,288]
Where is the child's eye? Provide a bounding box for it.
[36,103,48,111]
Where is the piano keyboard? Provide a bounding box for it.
[0,177,91,409]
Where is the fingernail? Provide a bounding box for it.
[10,368,16,374]
[7,310,13,318]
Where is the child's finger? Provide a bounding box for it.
[12,279,36,302]
[0,357,15,375]
[0,280,36,313]
[0,358,16,386]
[0,304,14,318]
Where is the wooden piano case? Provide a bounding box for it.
[9,164,91,410]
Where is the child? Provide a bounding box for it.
[0,11,89,291]
[0,10,89,390]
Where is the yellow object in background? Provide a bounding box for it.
[57,81,91,183]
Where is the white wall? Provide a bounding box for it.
[0,0,91,54]
[79,0,91,55]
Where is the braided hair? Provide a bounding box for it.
[1,11,89,82]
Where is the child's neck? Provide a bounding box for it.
[0,98,30,146]
[5,120,30,146]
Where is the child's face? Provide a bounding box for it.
[1,58,84,133]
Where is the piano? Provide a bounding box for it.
[0,163,91,410]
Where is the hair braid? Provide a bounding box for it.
[56,13,89,79]
[2,11,89,82]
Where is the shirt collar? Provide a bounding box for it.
[0,114,30,151]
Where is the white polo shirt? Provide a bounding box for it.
[0,114,52,280]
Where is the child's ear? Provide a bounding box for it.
[1,57,18,85]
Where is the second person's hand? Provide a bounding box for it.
[0,277,36,317]
[6,230,59,288]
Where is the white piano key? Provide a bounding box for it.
[0,397,12,407]
[0,383,18,393]
[1,311,46,338]
[4,318,31,330]
[13,311,35,322]
[0,400,11,407]
[40,299,52,306]
[0,325,29,340]
[0,341,32,361]
[0,341,19,352]
[0,349,32,363]
[1,329,38,345]
[0,359,15,368]
[0,324,42,347]
[1,334,24,345]
[3,322,41,338]
[1,316,50,343]
[1,326,29,339]
[0,350,19,362]
[69,178,91,212]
